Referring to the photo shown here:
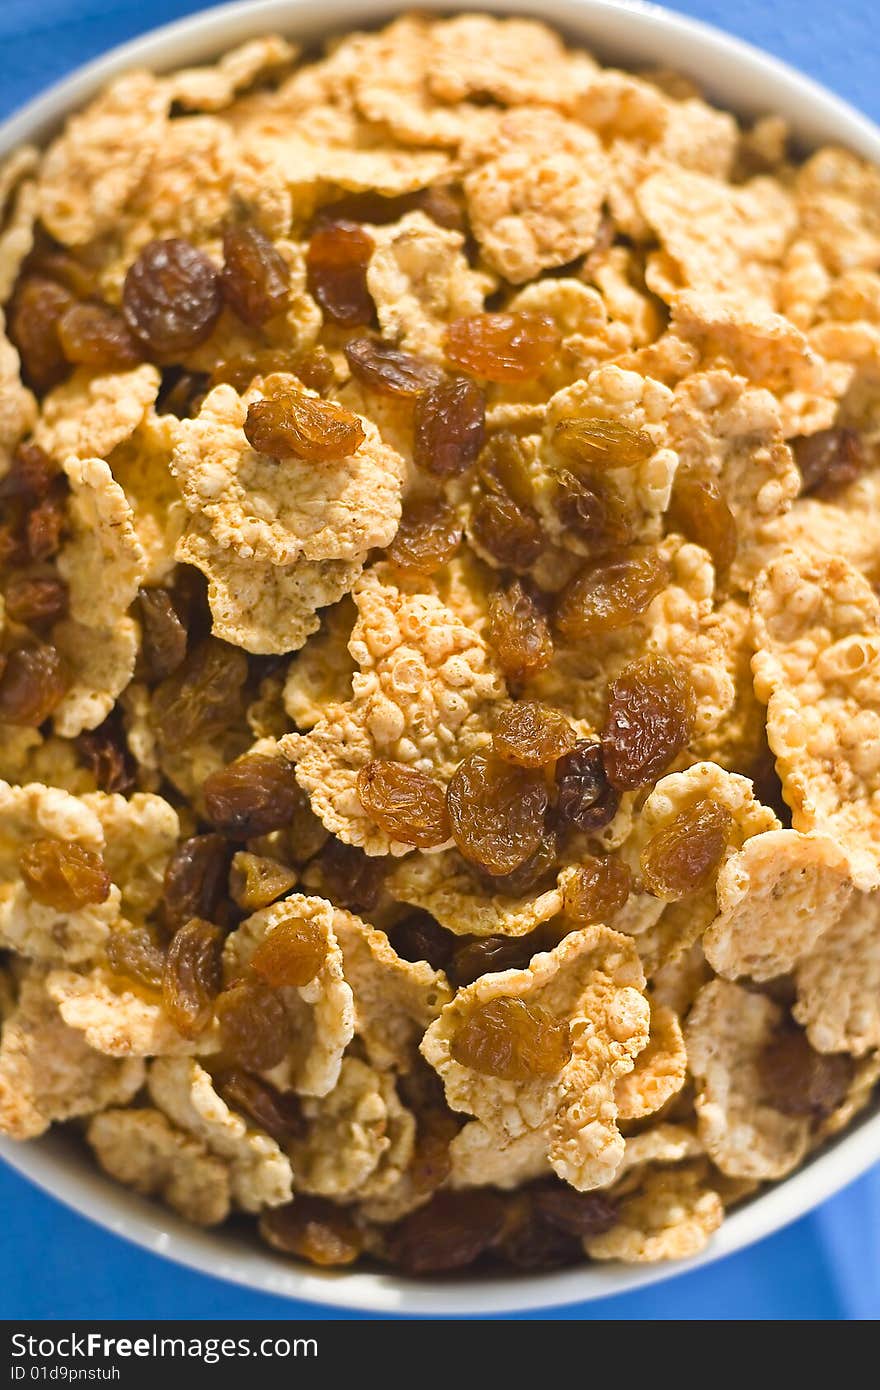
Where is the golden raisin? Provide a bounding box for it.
[138,586,188,682]
[4,574,68,627]
[385,495,462,576]
[444,313,560,382]
[356,759,450,849]
[260,1198,362,1266]
[487,579,553,684]
[493,701,577,767]
[57,301,142,370]
[8,276,74,391]
[216,979,291,1070]
[218,1071,305,1142]
[470,490,543,570]
[554,545,670,639]
[250,915,327,988]
[552,468,633,550]
[384,1190,506,1273]
[667,469,737,577]
[479,832,558,897]
[150,637,247,753]
[243,388,365,461]
[413,377,485,477]
[122,238,222,358]
[221,222,290,327]
[389,911,456,972]
[640,798,734,900]
[204,753,303,838]
[162,834,232,934]
[793,427,864,498]
[0,644,69,726]
[562,855,631,924]
[18,839,110,911]
[76,714,136,795]
[305,221,374,327]
[602,654,696,790]
[450,996,572,1081]
[759,1029,853,1119]
[552,416,653,469]
[106,924,165,992]
[343,337,443,396]
[446,751,548,875]
[162,917,224,1039]
[408,1106,459,1196]
[228,852,297,912]
[478,430,535,509]
[553,740,619,834]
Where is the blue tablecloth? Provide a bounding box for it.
[1,0,878,1322]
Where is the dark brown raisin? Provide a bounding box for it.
[793,427,864,498]
[450,996,572,1081]
[122,238,222,358]
[76,713,136,795]
[356,759,451,848]
[203,752,303,838]
[309,838,385,913]
[554,740,619,834]
[552,466,633,550]
[496,1196,581,1271]
[4,574,68,627]
[449,933,540,987]
[216,979,291,1070]
[446,751,548,875]
[0,443,58,502]
[343,336,443,397]
[389,911,456,972]
[493,700,577,767]
[445,313,560,382]
[562,855,631,924]
[385,495,462,576]
[250,913,327,988]
[19,839,110,910]
[162,834,232,934]
[218,1071,306,1142]
[138,587,188,682]
[640,799,733,899]
[243,388,365,460]
[554,546,670,640]
[162,917,224,1038]
[8,276,74,391]
[106,924,166,992]
[667,469,737,577]
[759,1028,853,1120]
[221,222,290,327]
[487,579,553,684]
[533,1181,618,1237]
[25,489,67,563]
[479,832,558,897]
[413,377,485,478]
[408,1106,459,1195]
[0,643,69,726]
[470,494,543,570]
[150,637,247,753]
[57,301,142,369]
[601,653,695,790]
[260,1198,362,1266]
[552,416,653,468]
[384,1190,506,1273]
[306,221,375,327]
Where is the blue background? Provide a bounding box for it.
[1,0,878,1321]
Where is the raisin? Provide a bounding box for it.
[384,1190,506,1273]
[478,431,535,510]
[487,579,553,684]
[218,1070,306,1142]
[450,996,572,1081]
[4,574,68,627]
[305,221,374,327]
[389,911,456,971]
[496,1196,580,1271]
[76,714,136,795]
[793,427,864,498]
[409,1107,459,1195]
[221,222,290,327]
[294,346,338,396]
[203,753,303,838]
[26,490,67,562]
[552,416,653,468]
[162,834,232,934]
[156,368,208,419]
[56,301,142,370]
[229,852,296,911]
[533,1181,618,1237]
[759,1029,853,1120]
[162,917,224,1038]
[554,740,619,834]
[493,700,576,767]
[385,495,462,576]
[0,443,58,502]
[554,546,670,639]
[416,184,468,232]
[138,587,188,682]
[343,337,443,397]
[553,468,633,550]
[640,798,733,899]
[24,243,97,299]
[243,388,365,461]
[602,653,695,790]
[106,924,166,991]
[562,855,631,924]
[260,1198,362,1266]
[18,839,110,910]
[249,914,326,988]
[8,276,74,391]
[444,313,560,382]
[470,492,543,570]
[216,979,291,1070]
[667,469,737,577]
[356,759,451,849]
[446,751,548,875]
[150,637,247,752]
[309,838,384,913]
[449,934,539,987]
[0,643,69,726]
[314,186,465,234]
[479,833,558,897]
[413,377,485,478]
[122,238,222,358]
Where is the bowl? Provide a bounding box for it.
[1,0,878,1318]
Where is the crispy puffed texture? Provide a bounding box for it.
[0,314,36,470]
[586,1162,723,1262]
[615,1124,705,1179]
[685,979,811,1179]
[223,895,353,1097]
[614,1003,687,1121]
[165,35,298,111]
[176,513,361,656]
[751,552,880,889]
[148,1058,292,1212]
[463,108,607,283]
[649,942,711,1016]
[0,731,101,796]
[704,830,853,981]
[170,379,404,567]
[46,967,220,1058]
[0,972,144,1139]
[80,792,178,917]
[58,457,147,630]
[819,1053,880,1140]
[388,849,564,939]
[87,1108,230,1226]
[448,1123,550,1190]
[51,616,139,738]
[281,566,505,854]
[421,926,650,1191]
[282,598,357,730]
[33,365,160,463]
[37,71,169,245]
[106,410,184,585]
[795,147,880,276]
[589,245,665,348]
[0,172,37,306]
[366,212,492,362]
[428,14,589,108]
[332,909,452,1072]
[794,891,880,1056]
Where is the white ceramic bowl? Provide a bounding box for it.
[1,0,879,1318]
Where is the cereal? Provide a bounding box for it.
[794,890,880,1056]
[87,1108,230,1226]
[57,458,146,629]
[33,365,160,463]
[166,36,298,113]
[388,849,564,939]
[614,1003,687,1121]
[585,1163,723,1263]
[46,967,220,1057]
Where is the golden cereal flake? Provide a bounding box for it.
[421,926,650,1191]
[794,891,880,1056]
[819,1052,880,1140]
[51,616,139,739]
[795,147,880,275]
[281,566,505,854]
[588,245,665,348]
[81,791,178,917]
[282,598,357,730]
[0,174,38,305]
[223,896,353,1097]
[778,238,833,331]
[649,941,711,1016]
[388,849,564,939]
[165,35,298,112]
[33,365,160,463]
[586,1162,723,1262]
[0,971,143,1139]
[448,1123,550,1190]
[616,1124,705,1179]
[751,551,880,889]
[704,829,853,982]
[37,71,168,245]
[0,314,36,471]
[170,379,404,566]
[46,966,220,1058]
[58,457,147,630]
[2,734,99,798]
[614,1003,687,1121]
[87,1108,230,1226]
[148,1058,292,1212]
[428,14,589,108]
[107,410,184,586]
[686,979,811,1179]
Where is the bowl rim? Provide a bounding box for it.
[1,0,879,1318]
